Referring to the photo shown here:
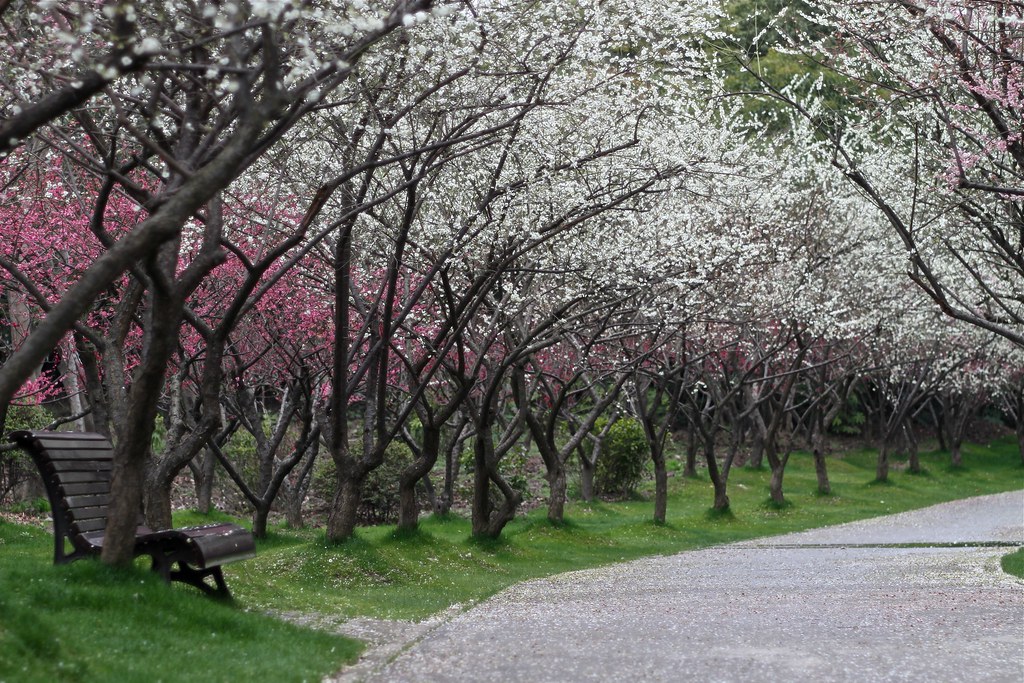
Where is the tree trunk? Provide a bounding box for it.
[143,476,175,531]
[1017,419,1024,467]
[811,421,831,495]
[652,450,667,524]
[546,465,567,524]
[103,296,184,566]
[103,444,150,566]
[905,424,921,474]
[60,347,86,431]
[480,469,521,538]
[683,424,698,477]
[470,423,521,538]
[579,451,596,502]
[253,505,270,539]
[728,423,744,469]
[471,435,492,537]
[326,473,363,542]
[283,441,317,530]
[712,478,730,511]
[748,426,764,468]
[421,473,437,513]
[768,464,785,506]
[438,428,464,515]
[763,436,787,506]
[929,401,948,452]
[704,435,730,511]
[950,440,963,467]
[875,442,889,483]
[193,449,216,513]
[397,424,441,531]
[762,410,788,507]
[75,333,108,435]
[285,492,304,529]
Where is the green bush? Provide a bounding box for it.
[223,422,260,483]
[359,442,414,525]
[829,395,866,436]
[5,403,52,433]
[10,497,50,514]
[2,403,52,505]
[313,441,415,525]
[594,418,648,498]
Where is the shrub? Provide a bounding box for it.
[359,442,414,525]
[1,404,52,505]
[829,395,865,436]
[312,441,414,525]
[594,418,647,498]
[222,423,260,483]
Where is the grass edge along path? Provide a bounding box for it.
[1002,547,1024,580]
[226,439,1023,622]
[1,438,1022,682]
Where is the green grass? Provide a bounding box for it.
[0,523,360,682]
[1,437,1021,681]
[1002,548,1024,580]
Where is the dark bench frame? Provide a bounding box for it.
[11,430,256,599]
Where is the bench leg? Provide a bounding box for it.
[146,551,232,600]
[149,552,173,582]
[170,563,232,600]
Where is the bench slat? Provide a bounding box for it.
[65,493,112,509]
[36,440,111,450]
[35,435,110,446]
[60,482,110,496]
[46,451,114,463]
[68,505,109,522]
[52,471,112,485]
[50,460,114,473]
[73,518,108,533]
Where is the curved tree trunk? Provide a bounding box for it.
[470,423,521,538]
[283,441,318,529]
[104,266,188,566]
[481,469,522,538]
[704,436,730,511]
[397,424,442,531]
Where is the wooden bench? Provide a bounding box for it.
[11,430,256,599]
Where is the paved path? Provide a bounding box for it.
[340,491,1024,682]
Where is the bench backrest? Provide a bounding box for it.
[10,430,115,537]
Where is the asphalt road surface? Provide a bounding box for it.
[342,490,1024,683]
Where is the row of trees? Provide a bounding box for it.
[1,1,1021,563]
